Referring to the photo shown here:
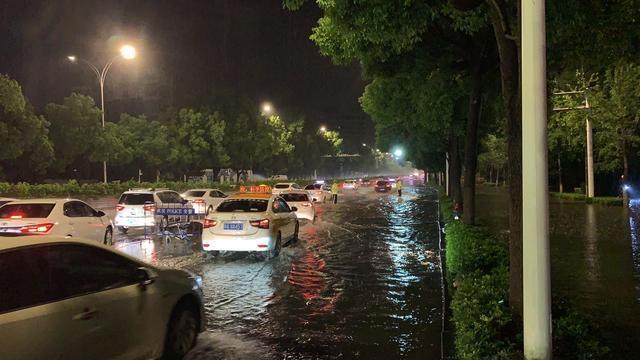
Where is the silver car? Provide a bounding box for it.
[0,236,205,360]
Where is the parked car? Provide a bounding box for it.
[342,179,359,190]
[0,236,205,360]
[304,183,331,202]
[181,188,228,215]
[374,180,392,193]
[114,188,192,234]
[201,193,299,258]
[0,199,114,245]
[280,191,315,221]
[272,182,303,195]
[268,175,289,181]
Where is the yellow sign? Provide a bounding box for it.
[240,185,271,193]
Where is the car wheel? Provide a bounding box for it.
[206,205,213,215]
[103,227,113,245]
[163,304,198,360]
[116,226,128,234]
[269,234,282,259]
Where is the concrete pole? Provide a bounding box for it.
[586,117,595,198]
[522,0,552,359]
[100,79,108,184]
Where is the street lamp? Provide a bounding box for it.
[319,125,327,132]
[67,44,137,183]
[393,148,403,158]
[261,102,273,115]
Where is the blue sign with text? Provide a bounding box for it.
[155,208,195,216]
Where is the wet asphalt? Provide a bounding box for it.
[90,187,444,359]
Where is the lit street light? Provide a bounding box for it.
[393,148,403,158]
[261,102,273,115]
[319,125,327,132]
[67,44,137,183]
[362,143,367,147]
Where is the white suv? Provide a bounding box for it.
[272,183,302,195]
[114,189,191,234]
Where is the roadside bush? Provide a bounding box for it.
[439,189,609,359]
[586,196,622,206]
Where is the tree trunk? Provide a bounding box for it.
[449,130,464,207]
[487,0,523,318]
[495,167,500,186]
[558,155,563,193]
[463,68,483,225]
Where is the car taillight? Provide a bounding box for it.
[250,219,270,229]
[203,219,217,229]
[19,223,54,234]
[301,202,312,207]
[116,204,125,211]
[193,199,205,204]
[143,204,156,212]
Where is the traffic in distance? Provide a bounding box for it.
[0,175,418,359]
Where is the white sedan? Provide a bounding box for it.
[0,199,114,245]
[272,182,302,195]
[181,188,228,214]
[0,236,205,360]
[280,191,315,221]
[304,184,331,202]
[201,193,299,258]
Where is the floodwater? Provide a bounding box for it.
[475,186,640,356]
[89,187,445,359]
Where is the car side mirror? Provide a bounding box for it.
[291,206,298,212]
[136,267,157,291]
[95,210,106,217]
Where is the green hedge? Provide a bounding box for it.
[440,192,609,359]
[551,192,622,206]
[0,179,315,198]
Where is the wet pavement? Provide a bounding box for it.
[88,187,444,359]
[476,186,640,357]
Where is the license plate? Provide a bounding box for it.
[224,223,243,231]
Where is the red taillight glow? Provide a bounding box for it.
[203,219,217,229]
[116,204,125,212]
[193,199,205,204]
[143,204,156,213]
[19,223,54,234]
[250,219,270,229]
[257,244,268,248]
[9,214,24,219]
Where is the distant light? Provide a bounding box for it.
[319,126,327,132]
[67,55,77,62]
[261,102,273,115]
[394,148,403,157]
[362,143,367,147]
[624,184,631,191]
[120,45,136,59]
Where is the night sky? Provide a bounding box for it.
[0,0,374,149]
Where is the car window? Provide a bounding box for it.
[273,198,291,213]
[49,244,141,297]
[76,202,97,217]
[185,190,206,197]
[64,202,84,217]
[0,246,55,313]
[274,184,290,189]
[304,185,315,190]
[156,192,169,203]
[209,191,221,198]
[168,192,184,203]
[217,199,268,212]
[119,193,154,205]
[0,200,13,207]
[0,204,55,218]
[281,193,309,202]
[292,184,301,189]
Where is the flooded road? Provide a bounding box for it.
[89,187,444,359]
[475,186,640,356]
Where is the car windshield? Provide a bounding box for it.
[184,190,206,197]
[119,193,154,205]
[275,184,290,189]
[281,193,309,202]
[216,199,268,212]
[304,185,316,190]
[0,204,55,218]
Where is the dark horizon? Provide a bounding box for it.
[0,0,374,150]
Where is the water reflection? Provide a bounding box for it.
[583,204,600,286]
[628,201,640,301]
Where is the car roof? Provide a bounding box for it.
[2,198,79,204]
[0,236,148,266]
[280,190,309,195]
[183,188,220,192]
[274,182,296,186]
[227,193,272,200]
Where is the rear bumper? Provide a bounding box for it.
[295,208,314,221]
[114,215,156,227]
[201,234,274,252]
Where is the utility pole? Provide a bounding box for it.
[553,91,594,197]
[522,0,552,358]
[445,153,450,196]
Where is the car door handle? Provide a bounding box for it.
[73,308,97,321]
